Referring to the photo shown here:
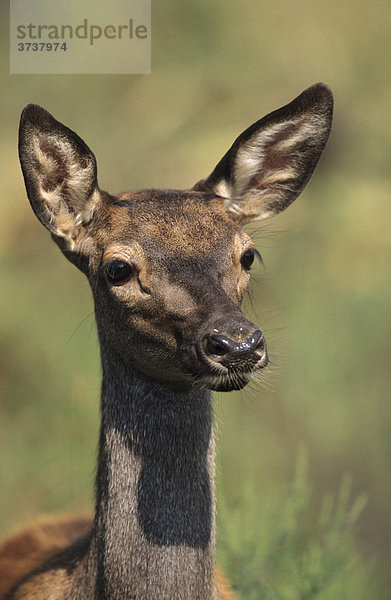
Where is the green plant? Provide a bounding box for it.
[217,451,380,600]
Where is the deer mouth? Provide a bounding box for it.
[180,338,268,392]
[198,370,256,391]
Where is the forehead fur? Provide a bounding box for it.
[106,190,238,257]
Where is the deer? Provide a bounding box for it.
[0,83,333,599]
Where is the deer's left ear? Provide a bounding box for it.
[194,83,333,224]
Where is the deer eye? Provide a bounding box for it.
[105,261,134,285]
[241,249,255,270]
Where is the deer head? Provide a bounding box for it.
[18,83,333,393]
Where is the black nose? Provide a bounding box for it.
[203,329,267,368]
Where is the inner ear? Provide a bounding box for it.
[19,104,101,248]
[194,83,333,225]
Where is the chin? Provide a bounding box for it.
[201,372,254,392]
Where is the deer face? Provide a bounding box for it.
[18,84,333,392]
[87,190,265,391]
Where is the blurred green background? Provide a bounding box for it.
[0,1,390,597]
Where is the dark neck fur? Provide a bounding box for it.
[81,358,216,599]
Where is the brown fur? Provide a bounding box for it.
[0,516,234,599]
[0,516,90,599]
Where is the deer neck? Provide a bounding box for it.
[87,357,216,600]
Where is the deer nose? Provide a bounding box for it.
[203,329,267,368]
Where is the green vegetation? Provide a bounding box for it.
[1,0,390,596]
[217,452,380,599]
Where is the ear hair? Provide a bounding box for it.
[19,104,101,252]
[195,83,333,224]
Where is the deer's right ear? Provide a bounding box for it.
[19,104,102,264]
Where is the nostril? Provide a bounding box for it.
[203,331,266,359]
[205,335,230,357]
[253,332,265,354]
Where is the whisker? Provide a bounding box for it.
[68,311,94,342]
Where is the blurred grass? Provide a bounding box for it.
[1,0,391,597]
[216,452,382,599]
